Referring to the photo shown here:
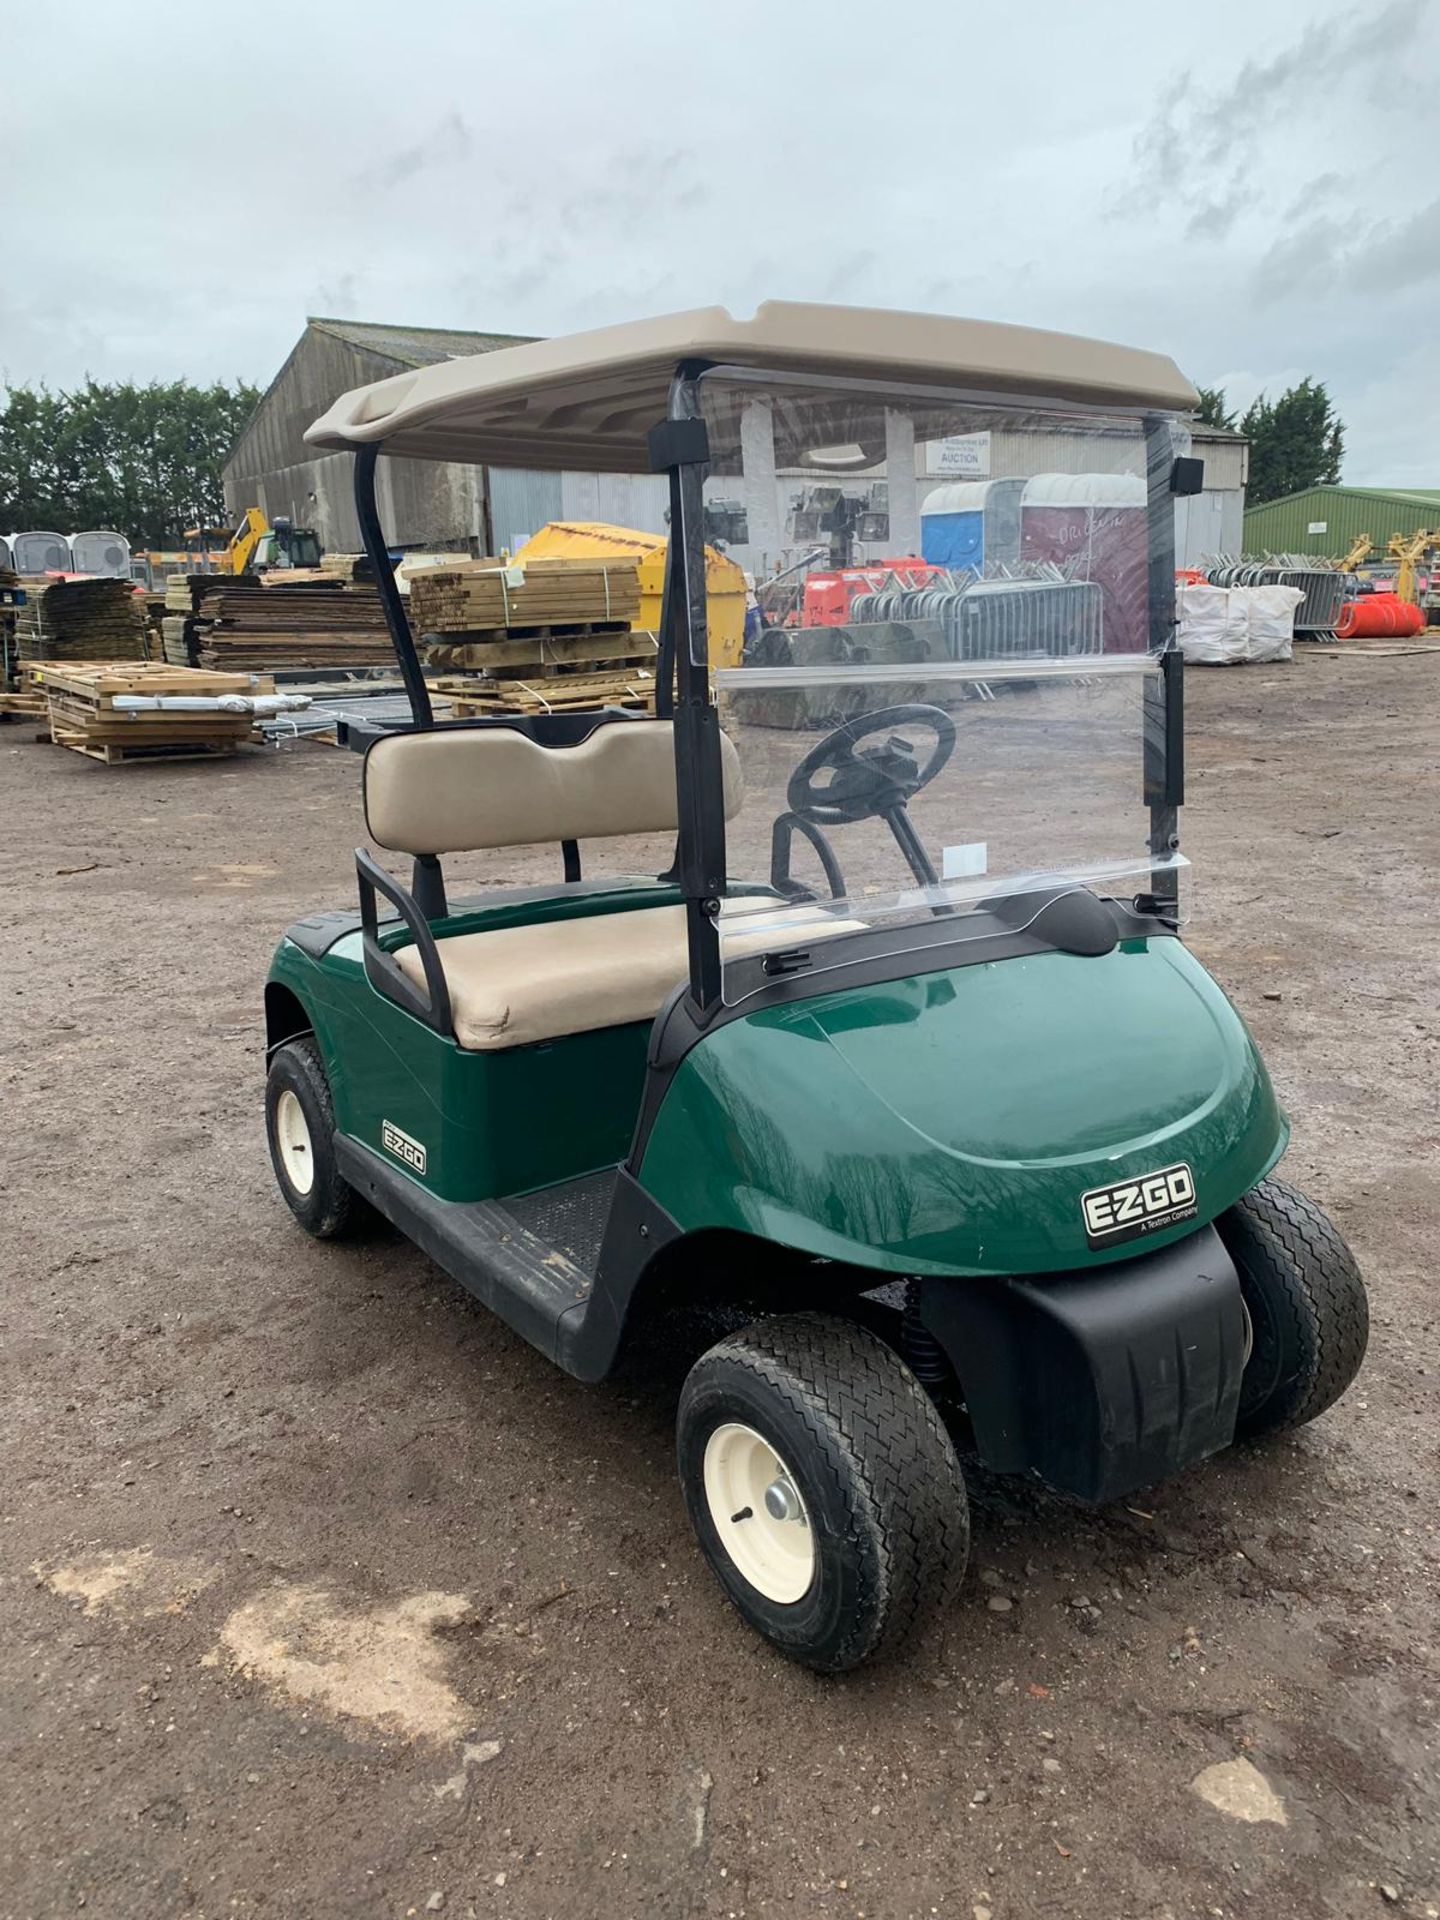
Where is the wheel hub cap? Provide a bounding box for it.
[275,1089,315,1196]
[702,1423,815,1605]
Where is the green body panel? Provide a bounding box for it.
[638,939,1288,1277]
[265,877,677,1200]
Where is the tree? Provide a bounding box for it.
[1237,379,1344,505]
[0,377,261,545]
[1195,386,1237,432]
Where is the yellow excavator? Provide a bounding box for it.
[183,508,322,575]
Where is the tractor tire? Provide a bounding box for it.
[676,1313,969,1672]
[1217,1177,1368,1439]
[265,1036,368,1240]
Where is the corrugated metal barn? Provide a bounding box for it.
[223,319,671,556]
[1242,485,1440,557]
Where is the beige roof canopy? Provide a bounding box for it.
[304,302,1199,473]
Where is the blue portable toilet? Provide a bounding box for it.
[920,477,1026,574]
[920,482,988,572]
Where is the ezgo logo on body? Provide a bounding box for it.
[1080,1163,1197,1249]
[381,1120,427,1176]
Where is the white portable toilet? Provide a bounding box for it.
[71,530,133,578]
[12,530,73,574]
[1020,474,1147,653]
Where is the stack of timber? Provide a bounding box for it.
[13,576,148,664]
[187,578,393,671]
[415,557,654,715]
[162,573,204,665]
[409,557,641,634]
[35,661,273,765]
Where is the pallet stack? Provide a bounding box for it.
[13,577,148,664]
[411,557,655,715]
[196,579,393,670]
[32,661,274,765]
[164,576,394,671]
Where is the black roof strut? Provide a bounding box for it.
[354,441,434,728]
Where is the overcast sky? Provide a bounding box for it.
[4,0,1436,485]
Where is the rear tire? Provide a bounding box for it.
[1217,1177,1368,1438]
[265,1036,366,1240]
[676,1313,969,1672]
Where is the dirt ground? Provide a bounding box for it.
[2,650,1437,1920]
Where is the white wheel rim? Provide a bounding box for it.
[275,1089,315,1196]
[702,1422,816,1605]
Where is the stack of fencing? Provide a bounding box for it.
[1203,558,1348,641]
[848,571,1104,661]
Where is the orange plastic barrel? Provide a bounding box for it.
[1338,595,1425,638]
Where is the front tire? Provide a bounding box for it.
[677,1314,970,1672]
[265,1036,366,1239]
[1217,1177,1368,1438]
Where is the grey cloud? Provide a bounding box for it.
[1255,196,1440,303]
[351,112,472,195]
[1122,0,1424,238]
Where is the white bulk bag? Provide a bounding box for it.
[1177,583,1249,665]
[1245,584,1304,663]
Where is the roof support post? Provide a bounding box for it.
[739,398,781,573]
[884,409,920,557]
[1143,414,1184,912]
[652,364,727,1012]
[354,442,433,728]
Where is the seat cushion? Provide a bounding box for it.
[396,904,690,1051]
[395,899,871,1052]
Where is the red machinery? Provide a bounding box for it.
[798,557,946,627]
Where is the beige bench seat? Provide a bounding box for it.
[394,900,870,1052]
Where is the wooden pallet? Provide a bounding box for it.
[423,627,658,673]
[35,662,269,760]
[34,660,274,701]
[51,727,245,766]
[0,690,46,716]
[436,666,657,716]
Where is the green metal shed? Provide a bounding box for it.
[1243,485,1440,557]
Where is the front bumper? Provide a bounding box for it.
[917,1223,1245,1503]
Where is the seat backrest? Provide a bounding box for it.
[364,718,742,857]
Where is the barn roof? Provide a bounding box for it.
[308,317,537,370]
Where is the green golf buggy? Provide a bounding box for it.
[263,305,1366,1669]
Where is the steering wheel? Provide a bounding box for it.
[786,704,956,826]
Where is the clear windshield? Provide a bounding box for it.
[714,656,1183,999]
[695,374,1188,1002]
